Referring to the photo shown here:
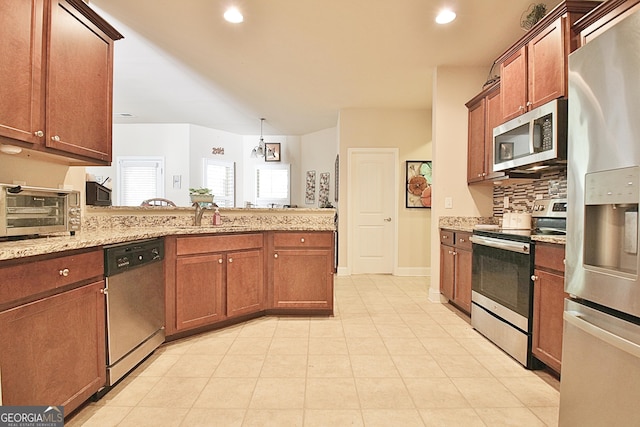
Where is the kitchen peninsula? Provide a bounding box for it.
[0,207,335,414]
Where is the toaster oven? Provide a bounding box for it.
[0,184,81,237]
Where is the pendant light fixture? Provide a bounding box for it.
[251,118,266,158]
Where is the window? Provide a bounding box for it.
[256,163,290,207]
[117,157,164,206]
[203,159,235,207]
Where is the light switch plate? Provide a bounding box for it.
[444,197,453,209]
[173,175,182,189]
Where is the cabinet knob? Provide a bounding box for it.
[51,135,60,142]
[228,258,233,263]
[300,238,305,243]
[478,173,482,177]
[531,275,538,281]
[442,235,448,239]
[218,259,223,264]
[519,105,525,111]
[34,130,44,137]
[274,253,279,259]
[459,238,465,243]
[100,288,107,294]
[526,101,532,107]
[59,268,70,277]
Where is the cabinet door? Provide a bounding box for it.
[528,18,565,109]
[467,98,486,183]
[227,249,264,318]
[453,248,472,314]
[0,0,44,144]
[0,280,106,414]
[500,46,528,121]
[484,87,504,180]
[46,0,114,163]
[272,249,333,310]
[532,268,566,373]
[175,254,224,330]
[439,244,455,301]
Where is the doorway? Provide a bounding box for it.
[347,148,398,274]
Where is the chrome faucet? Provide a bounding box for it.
[193,202,209,226]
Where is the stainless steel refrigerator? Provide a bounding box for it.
[561,7,640,426]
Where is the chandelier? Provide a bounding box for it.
[251,118,267,158]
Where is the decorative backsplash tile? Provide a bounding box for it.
[493,168,567,216]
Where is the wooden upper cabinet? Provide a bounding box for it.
[0,0,122,165]
[498,1,600,122]
[484,86,503,180]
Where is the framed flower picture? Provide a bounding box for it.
[406,160,432,208]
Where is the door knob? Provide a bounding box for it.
[384,217,391,222]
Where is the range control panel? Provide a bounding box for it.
[532,198,567,218]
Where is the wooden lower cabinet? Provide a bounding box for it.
[0,280,106,413]
[226,249,264,318]
[439,229,472,314]
[270,232,334,312]
[532,242,568,373]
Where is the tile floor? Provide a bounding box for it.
[67,275,560,427]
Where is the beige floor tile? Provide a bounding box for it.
[361,409,425,427]
[273,319,310,337]
[268,337,309,355]
[66,405,132,427]
[308,337,349,355]
[355,378,414,409]
[309,320,345,337]
[164,354,223,377]
[407,321,451,338]
[137,376,208,408]
[342,322,381,338]
[404,378,470,409]
[419,408,486,427]
[529,406,559,427]
[157,336,198,355]
[260,354,308,377]
[242,409,303,427]
[375,322,416,338]
[181,408,246,427]
[345,337,389,355]
[186,336,236,355]
[475,407,546,426]
[391,355,447,378]
[193,377,257,408]
[432,354,493,378]
[98,375,161,407]
[249,377,306,409]
[227,337,272,355]
[474,353,533,378]
[305,378,360,409]
[420,337,471,356]
[132,353,180,377]
[452,377,524,408]
[307,354,352,377]
[499,376,560,407]
[118,407,189,427]
[237,318,278,338]
[303,409,364,426]
[382,337,428,355]
[350,354,400,377]
[213,354,265,377]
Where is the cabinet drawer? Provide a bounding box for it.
[440,230,454,245]
[273,232,333,248]
[535,243,565,273]
[0,249,104,308]
[177,233,264,255]
[455,232,473,251]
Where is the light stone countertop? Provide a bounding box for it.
[439,216,566,245]
[0,208,336,261]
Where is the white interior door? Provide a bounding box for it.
[348,149,397,274]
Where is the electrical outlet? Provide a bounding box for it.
[444,197,453,209]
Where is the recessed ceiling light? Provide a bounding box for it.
[224,7,244,23]
[436,9,456,24]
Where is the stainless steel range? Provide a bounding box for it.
[470,199,566,368]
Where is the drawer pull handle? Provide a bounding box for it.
[300,238,305,243]
[274,253,279,259]
[59,268,70,277]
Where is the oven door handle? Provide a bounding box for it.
[469,235,530,254]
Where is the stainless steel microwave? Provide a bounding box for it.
[492,99,567,173]
[0,184,81,237]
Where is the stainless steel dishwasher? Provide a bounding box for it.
[104,238,165,386]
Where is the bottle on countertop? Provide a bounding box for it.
[213,207,222,225]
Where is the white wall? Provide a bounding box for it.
[430,66,494,299]
[301,127,338,208]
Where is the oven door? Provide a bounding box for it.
[470,234,533,329]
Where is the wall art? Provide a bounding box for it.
[305,170,316,204]
[406,160,432,208]
[319,172,330,207]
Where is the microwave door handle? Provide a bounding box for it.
[469,235,530,254]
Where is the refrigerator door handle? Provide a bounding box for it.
[564,310,640,359]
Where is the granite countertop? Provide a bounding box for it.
[439,216,566,245]
[0,208,337,261]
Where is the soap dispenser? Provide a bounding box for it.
[213,207,222,226]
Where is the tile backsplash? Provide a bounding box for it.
[493,168,567,216]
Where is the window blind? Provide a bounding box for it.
[204,159,235,207]
[117,157,164,206]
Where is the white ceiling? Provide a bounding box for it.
[89,0,562,136]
